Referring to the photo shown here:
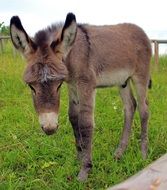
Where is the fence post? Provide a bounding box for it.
[154,41,159,66]
[0,38,3,53]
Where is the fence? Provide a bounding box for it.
[151,39,167,65]
[0,36,167,65]
[0,36,10,52]
[0,35,17,56]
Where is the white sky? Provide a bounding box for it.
[1,0,167,53]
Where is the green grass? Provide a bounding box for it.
[1,42,167,190]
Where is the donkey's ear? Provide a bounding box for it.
[60,13,77,55]
[10,16,37,55]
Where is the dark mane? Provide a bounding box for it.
[34,23,63,47]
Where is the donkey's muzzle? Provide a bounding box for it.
[39,112,58,135]
[41,125,58,135]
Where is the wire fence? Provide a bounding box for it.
[0,36,17,57]
[0,36,10,52]
[1,36,167,65]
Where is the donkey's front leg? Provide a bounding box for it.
[77,84,95,181]
[68,84,83,160]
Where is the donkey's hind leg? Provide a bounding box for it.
[114,80,137,159]
[133,76,149,159]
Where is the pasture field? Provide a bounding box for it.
[1,42,167,190]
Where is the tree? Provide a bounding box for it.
[0,22,10,36]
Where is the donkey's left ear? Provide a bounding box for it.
[60,13,77,55]
[10,16,37,56]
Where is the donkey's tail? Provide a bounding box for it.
[148,78,152,89]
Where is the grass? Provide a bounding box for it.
[1,42,167,190]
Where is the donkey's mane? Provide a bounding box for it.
[34,23,63,47]
[24,22,90,84]
[23,23,69,84]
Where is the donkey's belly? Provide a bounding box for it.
[96,70,131,88]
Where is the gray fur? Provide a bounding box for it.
[10,13,152,181]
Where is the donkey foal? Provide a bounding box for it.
[10,13,152,181]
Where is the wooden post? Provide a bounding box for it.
[154,41,159,65]
[108,154,167,190]
[0,38,3,53]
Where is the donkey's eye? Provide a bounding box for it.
[29,85,36,94]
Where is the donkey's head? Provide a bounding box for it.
[10,13,77,135]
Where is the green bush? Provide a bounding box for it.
[0,22,10,36]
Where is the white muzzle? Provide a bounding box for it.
[39,112,58,135]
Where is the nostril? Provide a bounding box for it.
[41,125,57,135]
[45,128,56,135]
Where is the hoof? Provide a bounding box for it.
[77,169,88,182]
[114,148,124,160]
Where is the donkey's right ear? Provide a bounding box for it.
[10,16,37,55]
[59,13,77,56]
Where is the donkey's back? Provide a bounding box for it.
[69,23,151,88]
